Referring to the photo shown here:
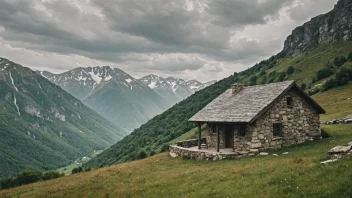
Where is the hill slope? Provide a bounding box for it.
[84,0,352,169]
[40,67,168,131]
[2,124,352,197]
[0,58,126,177]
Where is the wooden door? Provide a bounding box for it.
[224,124,234,148]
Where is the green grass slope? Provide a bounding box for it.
[0,58,127,177]
[84,41,352,169]
[1,124,352,197]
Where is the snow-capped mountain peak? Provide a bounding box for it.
[138,74,216,104]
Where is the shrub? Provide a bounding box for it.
[267,63,274,69]
[261,76,267,84]
[150,150,156,156]
[0,177,15,189]
[311,77,318,84]
[138,150,148,159]
[322,78,336,91]
[15,169,43,185]
[84,167,91,172]
[249,75,257,85]
[286,66,295,75]
[334,56,347,67]
[335,68,351,86]
[160,144,169,152]
[348,51,352,61]
[321,128,331,139]
[42,171,64,180]
[316,67,334,80]
[259,70,266,77]
[300,83,307,90]
[308,87,321,96]
[278,72,286,82]
[71,167,83,174]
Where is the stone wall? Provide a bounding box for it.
[169,145,237,161]
[206,123,224,149]
[247,89,321,153]
[206,89,321,155]
[176,138,206,148]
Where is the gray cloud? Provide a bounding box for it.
[206,0,292,27]
[0,0,339,82]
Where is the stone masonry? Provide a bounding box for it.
[206,89,321,155]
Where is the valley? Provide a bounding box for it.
[40,68,215,131]
[0,58,126,177]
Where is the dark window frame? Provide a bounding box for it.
[286,96,293,108]
[209,123,217,134]
[273,123,283,137]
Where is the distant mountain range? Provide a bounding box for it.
[83,0,352,169]
[0,58,126,177]
[40,68,215,131]
[139,74,216,106]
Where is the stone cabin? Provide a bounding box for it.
[188,80,326,155]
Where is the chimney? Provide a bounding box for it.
[231,84,244,95]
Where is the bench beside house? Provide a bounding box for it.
[170,81,326,159]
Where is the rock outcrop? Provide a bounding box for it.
[281,0,352,57]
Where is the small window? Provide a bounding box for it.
[287,97,293,107]
[273,123,283,137]
[238,126,246,137]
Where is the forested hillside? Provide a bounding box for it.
[0,58,126,177]
[84,41,352,168]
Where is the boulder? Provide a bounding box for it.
[169,152,177,158]
[320,159,338,164]
[259,152,269,156]
[328,146,351,154]
[282,152,289,155]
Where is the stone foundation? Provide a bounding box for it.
[169,145,238,161]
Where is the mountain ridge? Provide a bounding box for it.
[39,66,169,131]
[281,0,352,57]
[139,74,216,105]
[40,67,215,131]
[0,57,127,177]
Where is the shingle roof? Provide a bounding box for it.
[189,80,325,123]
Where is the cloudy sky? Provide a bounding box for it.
[0,0,338,82]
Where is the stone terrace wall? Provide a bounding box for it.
[169,145,237,161]
[176,138,206,148]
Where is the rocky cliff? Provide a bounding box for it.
[281,0,352,57]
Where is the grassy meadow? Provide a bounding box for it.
[1,124,351,198]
